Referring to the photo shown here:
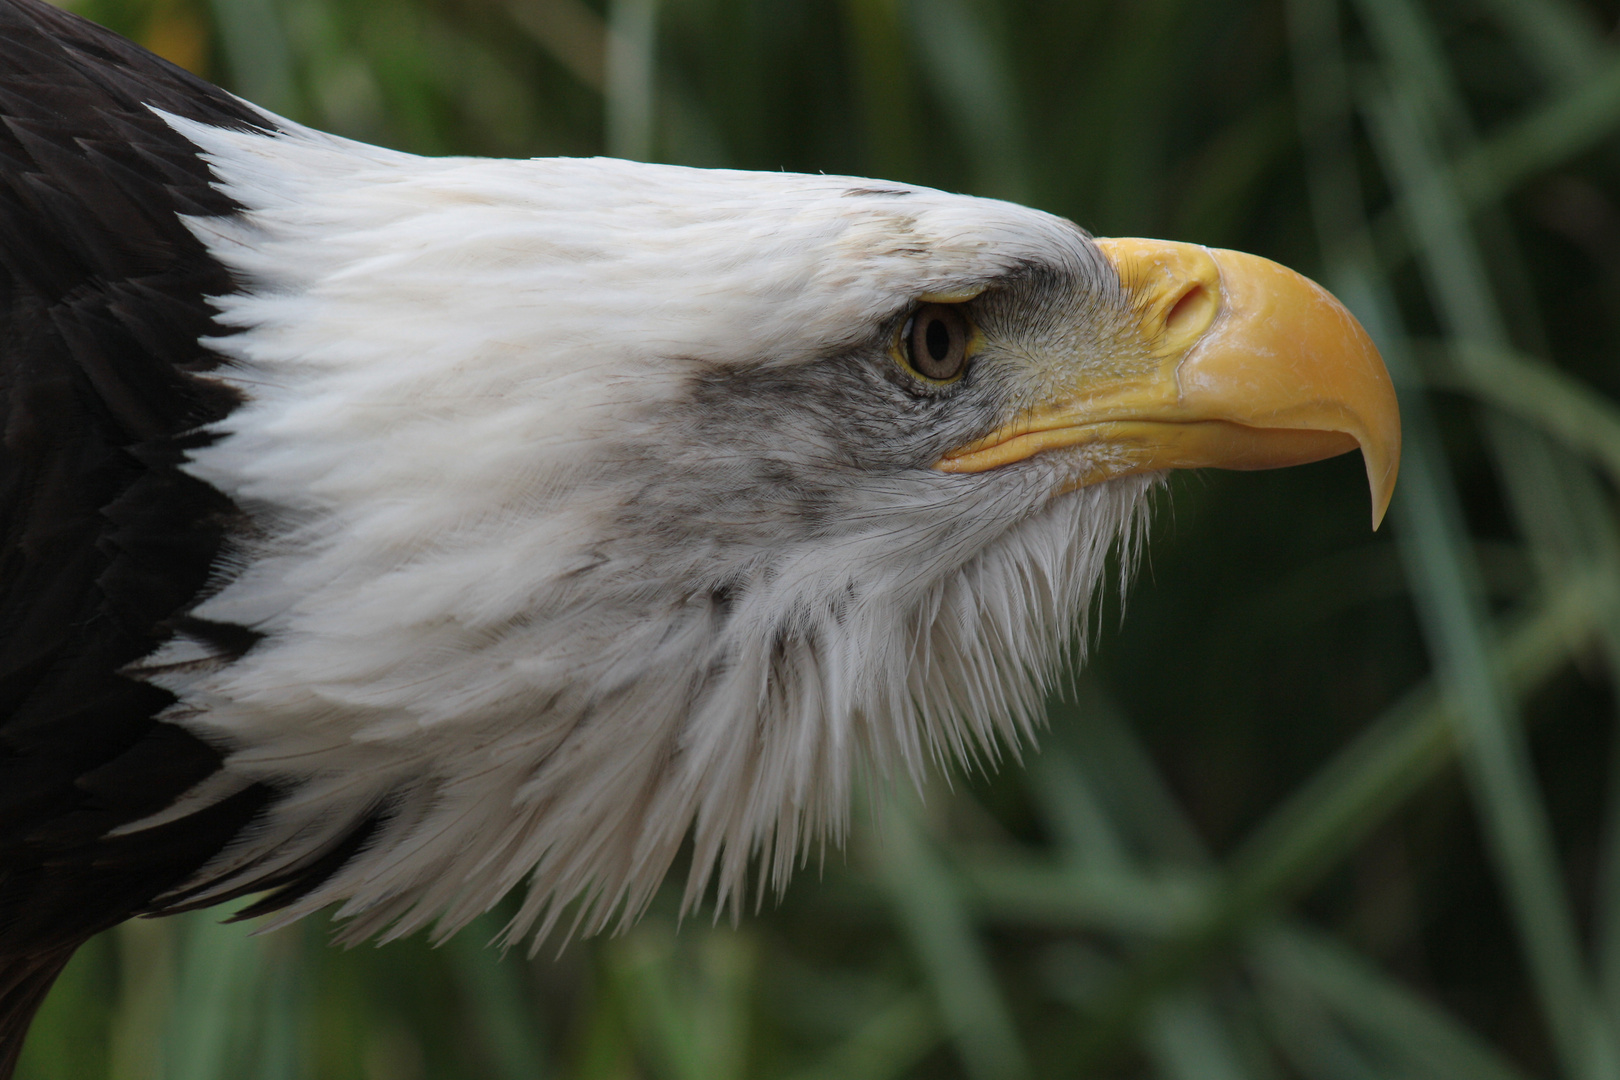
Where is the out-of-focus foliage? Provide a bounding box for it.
[19,0,1620,1076]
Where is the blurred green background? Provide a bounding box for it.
[20,0,1620,1076]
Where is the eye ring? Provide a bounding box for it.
[899,302,973,383]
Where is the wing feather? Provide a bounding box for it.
[0,1,278,1069]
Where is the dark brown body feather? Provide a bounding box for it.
[0,1,275,1070]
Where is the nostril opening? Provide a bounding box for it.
[1166,283,1211,336]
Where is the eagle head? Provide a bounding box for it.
[129,118,1398,947]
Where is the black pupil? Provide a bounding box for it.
[925,317,951,362]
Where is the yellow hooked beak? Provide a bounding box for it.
[936,238,1402,528]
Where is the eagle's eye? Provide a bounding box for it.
[902,302,972,383]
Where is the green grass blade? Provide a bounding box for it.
[164,909,264,1080]
[1289,3,1619,1073]
[1254,927,1533,1080]
[574,943,635,1080]
[444,919,550,1080]
[837,0,919,182]
[1604,743,1620,1036]
[686,932,754,1080]
[1359,69,1619,1080]
[958,856,1206,935]
[605,924,755,1080]
[779,992,937,1080]
[867,795,1030,1080]
[900,0,1026,199]
[1031,692,1275,1079]
[1142,992,1256,1080]
[207,0,298,114]
[1050,683,1213,868]
[251,928,306,1080]
[605,0,659,159]
[1372,55,1620,261]
[1225,565,1607,933]
[1026,738,1131,870]
[1478,0,1608,85]
[1351,0,1472,139]
[502,0,607,93]
[109,920,176,1080]
[14,935,113,1080]
[1427,342,1620,490]
[606,926,697,1080]
[1454,55,1620,206]
[1063,566,1613,1070]
[1358,2,1620,1047]
[1169,94,1296,244]
[1254,972,1398,1080]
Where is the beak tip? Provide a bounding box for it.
[1366,456,1398,531]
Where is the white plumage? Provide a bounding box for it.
[133,114,1155,946]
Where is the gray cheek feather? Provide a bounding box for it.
[585,264,1133,604]
[613,349,1002,541]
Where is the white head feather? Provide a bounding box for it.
[132,112,1156,947]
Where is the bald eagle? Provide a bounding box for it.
[0,0,1399,1068]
